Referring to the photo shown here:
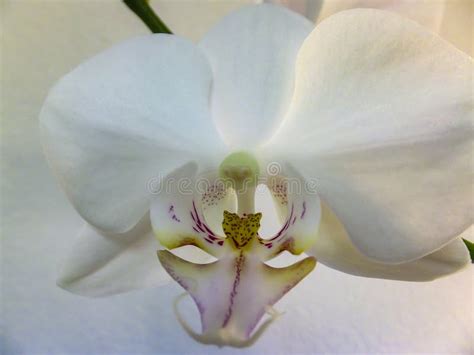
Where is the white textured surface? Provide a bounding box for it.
[317,0,473,56]
[2,1,473,354]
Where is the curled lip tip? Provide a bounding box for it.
[173,292,284,348]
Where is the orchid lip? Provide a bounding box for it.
[152,160,321,347]
[158,248,316,347]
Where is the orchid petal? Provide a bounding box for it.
[265,9,473,263]
[308,202,470,281]
[57,216,169,297]
[317,0,445,33]
[158,250,315,346]
[40,35,226,233]
[199,4,313,148]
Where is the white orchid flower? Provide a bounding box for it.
[40,4,472,348]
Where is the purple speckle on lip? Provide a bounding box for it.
[168,204,181,222]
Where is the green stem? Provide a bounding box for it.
[462,238,474,263]
[123,0,172,34]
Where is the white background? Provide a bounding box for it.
[2,1,473,353]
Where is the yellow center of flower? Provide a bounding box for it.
[222,210,262,250]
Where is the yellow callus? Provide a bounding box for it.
[222,211,262,250]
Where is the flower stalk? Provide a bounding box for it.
[462,239,474,263]
[123,0,172,34]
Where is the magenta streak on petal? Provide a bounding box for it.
[267,204,294,241]
[222,252,245,328]
[159,256,189,292]
[195,223,206,233]
[279,204,295,238]
[192,201,203,225]
[189,200,224,246]
[301,201,306,219]
[266,222,287,242]
[291,216,297,225]
[189,204,205,232]
[202,223,216,237]
[193,223,215,241]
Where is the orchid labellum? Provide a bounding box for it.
[40,4,472,348]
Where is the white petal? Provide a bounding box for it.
[317,0,445,33]
[308,202,470,281]
[57,216,169,297]
[265,9,473,263]
[40,35,226,233]
[199,4,313,148]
